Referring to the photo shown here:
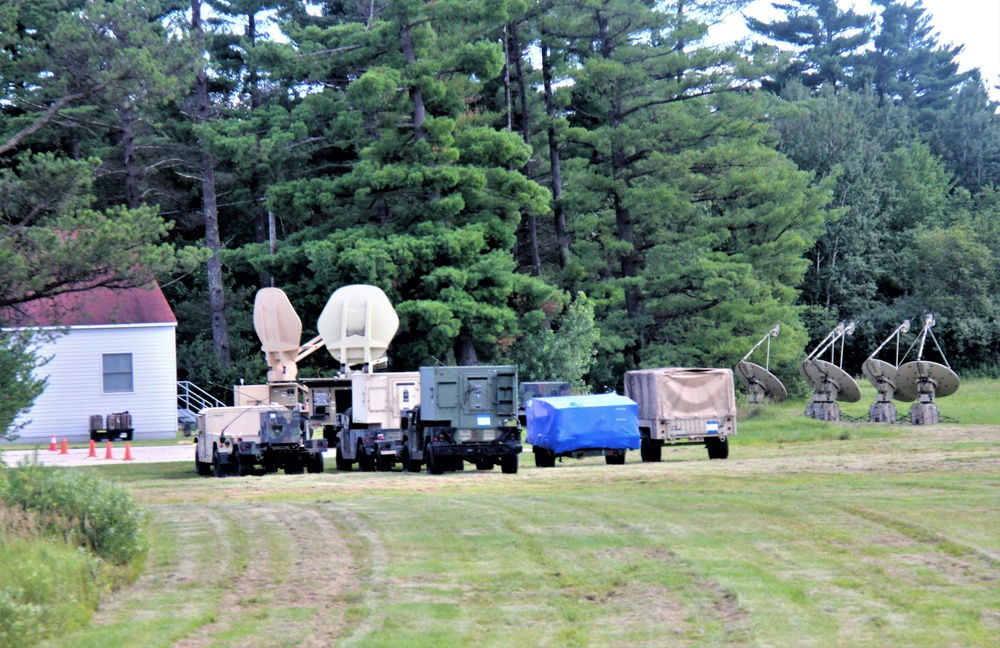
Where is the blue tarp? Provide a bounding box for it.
[526,393,640,453]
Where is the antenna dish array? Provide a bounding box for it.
[735,324,787,404]
[894,313,959,424]
[799,321,861,421]
[862,320,909,422]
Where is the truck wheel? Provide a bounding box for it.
[425,444,443,475]
[306,454,324,474]
[641,437,662,462]
[402,445,421,472]
[375,453,393,472]
[195,450,212,476]
[236,454,252,477]
[284,459,305,475]
[212,449,225,478]
[706,437,729,460]
[358,442,375,472]
[500,454,518,474]
[605,453,626,465]
[335,441,353,471]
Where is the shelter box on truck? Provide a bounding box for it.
[624,367,736,461]
[526,393,639,466]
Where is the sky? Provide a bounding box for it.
[710,0,1000,101]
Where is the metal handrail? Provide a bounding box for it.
[177,380,225,413]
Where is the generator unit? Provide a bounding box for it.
[401,365,521,474]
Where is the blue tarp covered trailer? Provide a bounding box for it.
[526,393,640,455]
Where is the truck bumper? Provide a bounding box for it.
[431,442,521,458]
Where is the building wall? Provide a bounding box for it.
[11,324,178,443]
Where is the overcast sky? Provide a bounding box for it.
[710,0,1000,101]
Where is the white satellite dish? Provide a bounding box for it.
[894,313,960,424]
[254,287,303,383]
[317,284,400,374]
[735,324,787,403]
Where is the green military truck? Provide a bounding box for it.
[400,365,522,475]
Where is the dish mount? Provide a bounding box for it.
[799,321,861,421]
[735,324,787,404]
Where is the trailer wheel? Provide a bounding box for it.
[284,459,305,475]
[605,452,626,465]
[402,445,421,472]
[500,454,518,474]
[705,436,729,460]
[533,448,555,468]
[425,443,443,475]
[306,454,325,474]
[641,437,662,463]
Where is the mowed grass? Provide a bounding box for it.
[41,380,1000,647]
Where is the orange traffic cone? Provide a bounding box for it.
[104,441,114,460]
[123,442,134,461]
[60,438,69,455]
[49,435,57,451]
[87,439,97,458]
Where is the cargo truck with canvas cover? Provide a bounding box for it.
[624,368,737,461]
[401,365,522,474]
[526,393,640,467]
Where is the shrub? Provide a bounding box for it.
[0,458,147,565]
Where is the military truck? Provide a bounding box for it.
[517,381,570,426]
[624,367,737,461]
[195,404,328,477]
[332,371,420,472]
[400,365,521,474]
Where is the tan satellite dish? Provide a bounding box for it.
[736,361,787,403]
[896,361,960,402]
[254,287,303,383]
[317,285,399,373]
[799,359,862,403]
[862,358,899,394]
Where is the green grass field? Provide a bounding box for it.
[34,380,1000,647]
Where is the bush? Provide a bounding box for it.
[0,458,147,565]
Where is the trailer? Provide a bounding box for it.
[624,368,737,461]
[401,365,522,474]
[526,393,639,467]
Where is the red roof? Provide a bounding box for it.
[2,282,177,328]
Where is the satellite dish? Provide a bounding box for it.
[799,358,862,403]
[893,313,960,424]
[861,320,911,421]
[736,361,787,403]
[862,358,899,397]
[254,288,303,383]
[735,324,786,403]
[317,285,399,374]
[800,321,861,420]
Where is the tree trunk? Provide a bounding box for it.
[192,0,230,368]
[454,335,478,366]
[541,33,569,271]
[120,104,141,209]
[400,24,427,142]
[510,21,541,276]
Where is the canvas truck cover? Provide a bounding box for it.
[526,393,640,454]
[624,368,737,421]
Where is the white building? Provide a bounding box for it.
[4,283,178,443]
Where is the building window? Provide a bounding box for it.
[103,353,134,393]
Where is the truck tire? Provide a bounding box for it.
[705,436,729,460]
[605,452,626,465]
[534,448,555,468]
[212,449,225,478]
[284,459,305,475]
[500,454,518,474]
[402,445,421,472]
[641,437,662,463]
[306,454,324,474]
[195,449,212,476]
[425,443,443,475]
[335,440,353,471]
[358,441,375,472]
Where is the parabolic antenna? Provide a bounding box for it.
[895,361,960,402]
[736,361,787,403]
[254,287,303,383]
[862,358,899,395]
[799,358,862,403]
[317,284,399,374]
[892,313,960,425]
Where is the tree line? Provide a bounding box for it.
[2,0,998,413]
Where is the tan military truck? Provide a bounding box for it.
[624,367,737,461]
